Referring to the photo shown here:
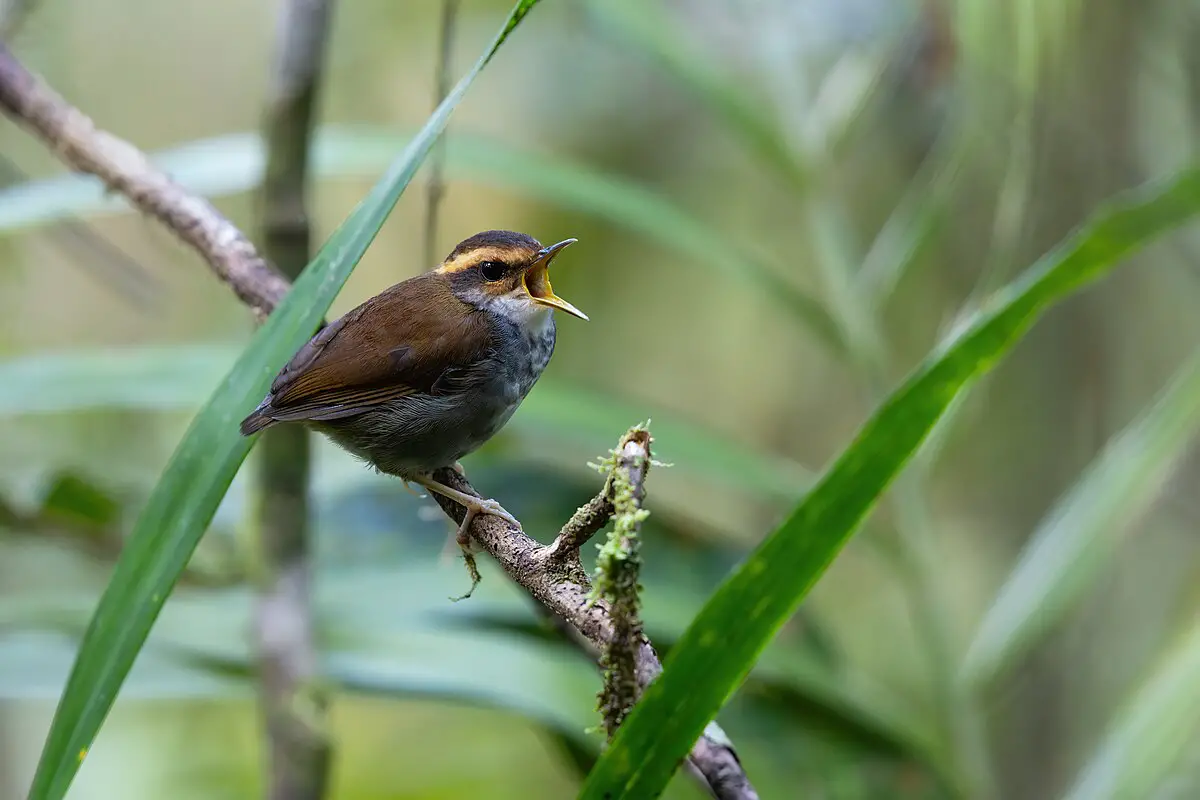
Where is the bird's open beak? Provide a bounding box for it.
[523,238,588,320]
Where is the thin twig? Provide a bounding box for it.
[0,42,291,319]
[546,492,614,562]
[255,1,335,799]
[0,40,759,800]
[0,152,163,308]
[423,0,459,268]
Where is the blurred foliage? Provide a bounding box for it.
[582,164,1200,799]
[2,0,1200,798]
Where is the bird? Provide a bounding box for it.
[239,229,587,551]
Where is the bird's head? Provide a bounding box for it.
[437,230,587,323]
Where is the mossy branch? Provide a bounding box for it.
[591,427,652,735]
[429,428,758,799]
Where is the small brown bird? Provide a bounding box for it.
[240,230,586,544]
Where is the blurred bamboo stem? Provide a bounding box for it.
[423,0,459,269]
[254,1,335,799]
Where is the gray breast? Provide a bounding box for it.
[319,311,556,478]
[494,312,557,404]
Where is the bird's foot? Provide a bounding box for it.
[411,476,521,531]
[400,478,424,497]
[410,475,521,600]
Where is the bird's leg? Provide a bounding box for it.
[409,474,522,601]
[410,474,521,534]
[400,479,423,497]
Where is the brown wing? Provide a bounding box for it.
[253,273,493,424]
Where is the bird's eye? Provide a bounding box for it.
[479,260,507,281]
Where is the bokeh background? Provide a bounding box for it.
[3,0,1200,797]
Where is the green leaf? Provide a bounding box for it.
[38,472,121,529]
[962,347,1200,686]
[578,169,1200,799]
[0,344,813,502]
[24,3,544,799]
[1061,618,1200,800]
[0,127,841,352]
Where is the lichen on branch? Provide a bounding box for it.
[589,425,653,736]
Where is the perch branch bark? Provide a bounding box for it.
[0,40,759,800]
[254,1,336,799]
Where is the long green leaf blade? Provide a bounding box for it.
[1061,618,1200,800]
[578,169,1200,799]
[962,348,1200,686]
[25,4,543,798]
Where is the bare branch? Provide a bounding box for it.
[254,1,336,799]
[0,42,290,319]
[0,39,759,800]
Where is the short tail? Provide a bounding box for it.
[239,407,277,436]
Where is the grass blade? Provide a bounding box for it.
[1061,619,1200,800]
[962,348,1200,686]
[578,168,1200,799]
[855,127,971,308]
[25,3,544,798]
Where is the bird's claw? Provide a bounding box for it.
[474,497,520,529]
